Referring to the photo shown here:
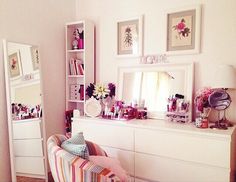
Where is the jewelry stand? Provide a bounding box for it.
[210,110,232,130]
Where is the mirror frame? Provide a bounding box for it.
[3,40,16,182]
[3,40,47,182]
[118,62,194,120]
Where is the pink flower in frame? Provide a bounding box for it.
[173,18,191,39]
[177,22,186,31]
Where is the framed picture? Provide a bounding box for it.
[166,5,201,55]
[117,16,143,57]
[31,46,40,70]
[8,50,22,78]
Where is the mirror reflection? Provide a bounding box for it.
[122,70,185,112]
[5,41,46,182]
[119,64,193,119]
[8,42,41,120]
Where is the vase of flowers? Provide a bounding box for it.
[86,83,116,115]
[195,87,214,128]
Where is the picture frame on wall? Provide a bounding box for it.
[166,5,201,55]
[117,16,143,57]
[8,50,22,79]
[31,46,40,70]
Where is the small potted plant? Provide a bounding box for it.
[86,83,116,115]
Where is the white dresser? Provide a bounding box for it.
[12,118,45,177]
[72,117,236,182]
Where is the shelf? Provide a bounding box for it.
[66,20,94,112]
[67,49,84,53]
[68,75,84,78]
[166,112,189,116]
[12,118,41,124]
[68,100,84,103]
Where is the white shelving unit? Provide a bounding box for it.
[65,20,94,114]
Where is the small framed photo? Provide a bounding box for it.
[166,5,201,55]
[31,46,40,70]
[117,16,143,57]
[8,50,22,78]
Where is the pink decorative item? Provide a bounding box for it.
[195,87,213,128]
[89,156,130,181]
[78,39,84,49]
[195,87,214,113]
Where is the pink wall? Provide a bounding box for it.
[76,0,236,123]
[0,0,76,180]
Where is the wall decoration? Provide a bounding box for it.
[140,54,168,64]
[8,51,22,78]
[117,16,143,57]
[31,46,40,70]
[166,5,201,55]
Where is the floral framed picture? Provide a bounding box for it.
[166,5,201,55]
[8,50,22,78]
[117,16,143,57]
[31,46,40,70]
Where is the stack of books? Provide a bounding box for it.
[69,58,84,75]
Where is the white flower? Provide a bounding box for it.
[93,84,110,99]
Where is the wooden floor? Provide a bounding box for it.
[17,176,45,182]
[16,172,54,182]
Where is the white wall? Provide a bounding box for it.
[0,0,76,181]
[76,0,236,122]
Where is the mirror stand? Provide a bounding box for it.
[3,40,47,182]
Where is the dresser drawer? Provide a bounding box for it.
[101,146,135,176]
[72,121,134,150]
[15,156,45,175]
[13,139,43,157]
[135,128,230,168]
[135,152,229,182]
[13,120,42,139]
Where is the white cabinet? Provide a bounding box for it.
[135,153,229,182]
[73,121,134,150]
[13,139,43,157]
[135,128,231,168]
[72,117,236,182]
[15,157,45,175]
[12,119,42,139]
[12,119,45,178]
[65,20,94,114]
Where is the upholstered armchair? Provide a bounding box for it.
[47,134,121,182]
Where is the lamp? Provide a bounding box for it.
[210,65,236,129]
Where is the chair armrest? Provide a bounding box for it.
[47,134,121,182]
[71,156,121,182]
[48,146,121,182]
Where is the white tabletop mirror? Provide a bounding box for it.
[118,63,194,119]
[3,40,47,182]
